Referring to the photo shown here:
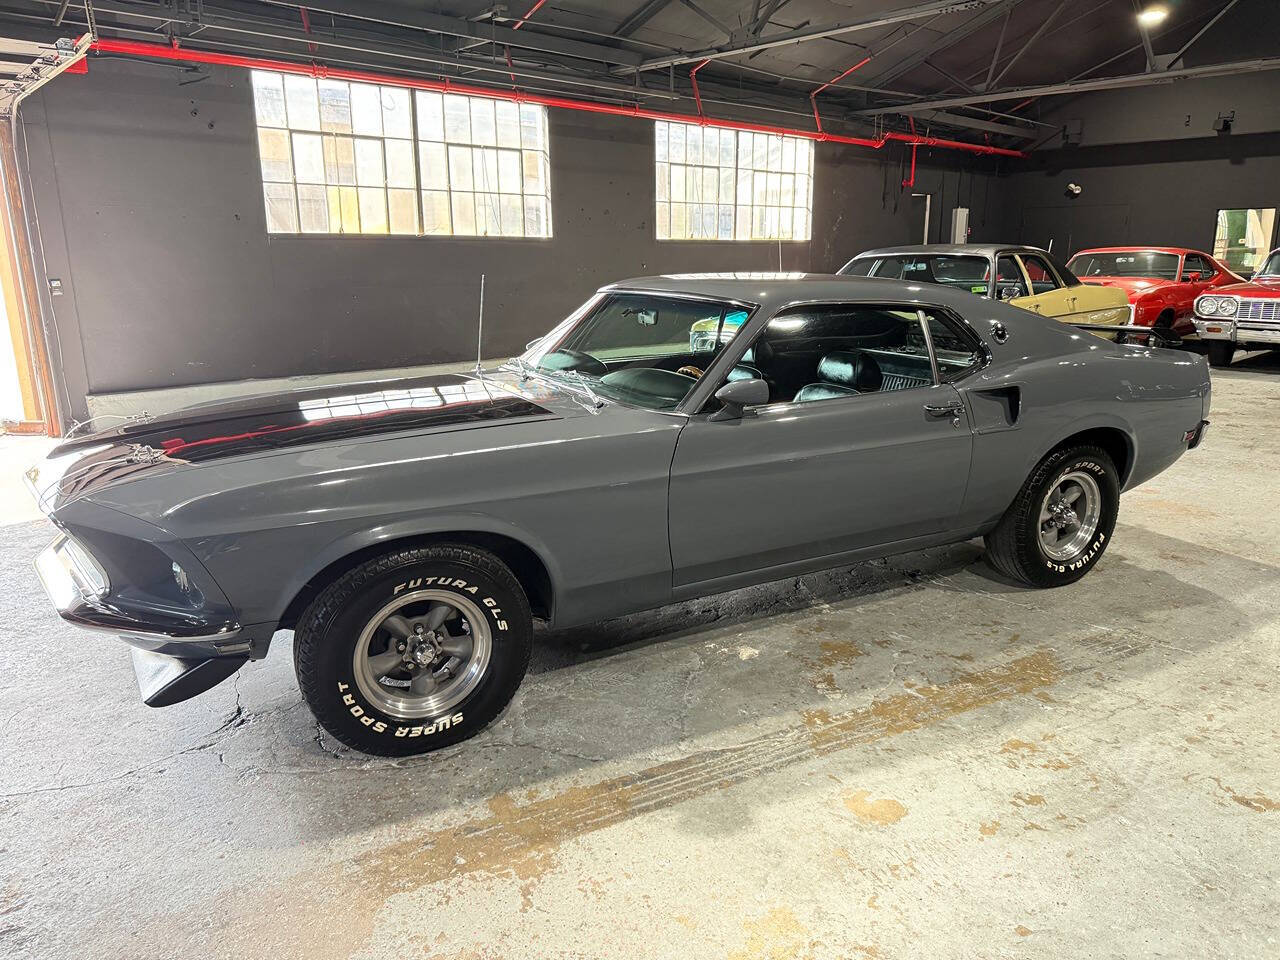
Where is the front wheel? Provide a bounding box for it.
[295,545,532,756]
[985,444,1119,588]
[1206,341,1234,368]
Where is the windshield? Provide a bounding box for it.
[1255,251,1280,277]
[841,254,995,296]
[1068,251,1180,280]
[520,292,751,411]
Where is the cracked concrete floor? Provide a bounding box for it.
[2,357,1278,960]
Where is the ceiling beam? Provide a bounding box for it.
[1167,0,1238,69]
[614,0,673,37]
[624,0,1002,74]
[863,0,1018,87]
[989,0,1066,88]
[903,108,1034,138]
[855,56,1280,115]
[253,0,645,67]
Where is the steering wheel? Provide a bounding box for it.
[676,365,705,379]
[541,348,608,378]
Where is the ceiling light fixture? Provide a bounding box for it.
[1137,5,1169,27]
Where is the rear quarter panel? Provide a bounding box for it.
[953,305,1209,533]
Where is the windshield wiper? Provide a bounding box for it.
[564,370,605,410]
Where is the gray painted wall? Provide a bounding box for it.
[25,58,999,421]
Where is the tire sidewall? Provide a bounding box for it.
[304,554,530,754]
[1021,448,1119,586]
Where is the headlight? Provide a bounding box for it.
[1216,297,1238,317]
[1197,297,1219,316]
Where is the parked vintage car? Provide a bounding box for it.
[1067,246,1241,340]
[839,244,1130,334]
[1193,246,1280,367]
[28,274,1210,755]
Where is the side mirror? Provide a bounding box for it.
[998,284,1022,301]
[524,336,543,351]
[1183,272,1202,283]
[710,377,769,421]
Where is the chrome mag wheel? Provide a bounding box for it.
[1038,470,1102,563]
[352,589,493,719]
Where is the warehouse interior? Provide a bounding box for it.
[1,1,1278,957]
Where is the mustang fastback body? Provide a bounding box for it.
[29,274,1211,753]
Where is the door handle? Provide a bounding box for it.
[924,400,965,418]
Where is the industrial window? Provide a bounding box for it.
[250,71,552,238]
[653,120,813,242]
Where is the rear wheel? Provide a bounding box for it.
[1207,341,1234,368]
[985,444,1119,588]
[295,545,532,756]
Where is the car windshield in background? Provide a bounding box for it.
[523,293,749,411]
[1255,251,1280,277]
[844,255,993,296]
[1068,251,1180,280]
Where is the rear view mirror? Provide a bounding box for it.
[710,377,769,421]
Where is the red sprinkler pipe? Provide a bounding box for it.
[511,0,550,30]
[87,37,1026,158]
[689,58,710,118]
[810,55,871,133]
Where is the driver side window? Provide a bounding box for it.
[735,305,937,406]
[996,256,1026,298]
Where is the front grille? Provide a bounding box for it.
[1237,299,1280,324]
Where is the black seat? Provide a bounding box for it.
[793,350,882,403]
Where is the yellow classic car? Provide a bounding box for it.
[838,244,1130,336]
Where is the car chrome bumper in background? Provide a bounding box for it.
[35,535,251,706]
[1194,318,1235,341]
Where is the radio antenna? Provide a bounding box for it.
[473,273,486,376]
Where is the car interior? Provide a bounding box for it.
[538,298,981,410]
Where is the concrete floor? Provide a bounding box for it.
[1,356,1278,960]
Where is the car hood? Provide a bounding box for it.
[1217,276,1280,298]
[1078,276,1174,299]
[28,371,584,512]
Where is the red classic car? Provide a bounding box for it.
[1066,247,1241,340]
[1193,246,1280,367]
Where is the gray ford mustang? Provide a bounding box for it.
[28,274,1210,755]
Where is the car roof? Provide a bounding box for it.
[1071,246,1204,257]
[847,243,1048,259]
[601,272,992,312]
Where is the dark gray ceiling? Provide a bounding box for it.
[5,0,1276,148]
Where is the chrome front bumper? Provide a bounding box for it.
[1193,318,1280,345]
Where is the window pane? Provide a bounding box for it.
[451,192,476,234]
[448,145,474,191]
[495,101,521,148]
[718,204,733,239]
[422,190,452,234]
[357,188,387,233]
[388,188,418,234]
[655,162,669,201]
[498,149,522,194]
[519,104,543,150]
[416,91,445,141]
[291,132,324,183]
[263,182,298,232]
[474,147,500,192]
[470,99,497,146]
[781,137,795,173]
[720,129,735,166]
[656,201,669,239]
[686,125,701,166]
[354,138,385,187]
[337,186,360,232]
[444,95,471,142]
[385,139,414,188]
[420,141,448,190]
[655,122,668,162]
[476,193,501,236]
[500,194,523,236]
[252,71,287,127]
[257,128,292,182]
[669,123,685,163]
[524,195,547,237]
[522,150,544,194]
[297,184,328,233]
[767,135,782,170]
[702,167,717,204]
[317,80,352,134]
[283,76,320,130]
[671,202,687,238]
[350,83,383,137]
[381,87,412,138]
[671,165,685,202]
[325,136,356,185]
